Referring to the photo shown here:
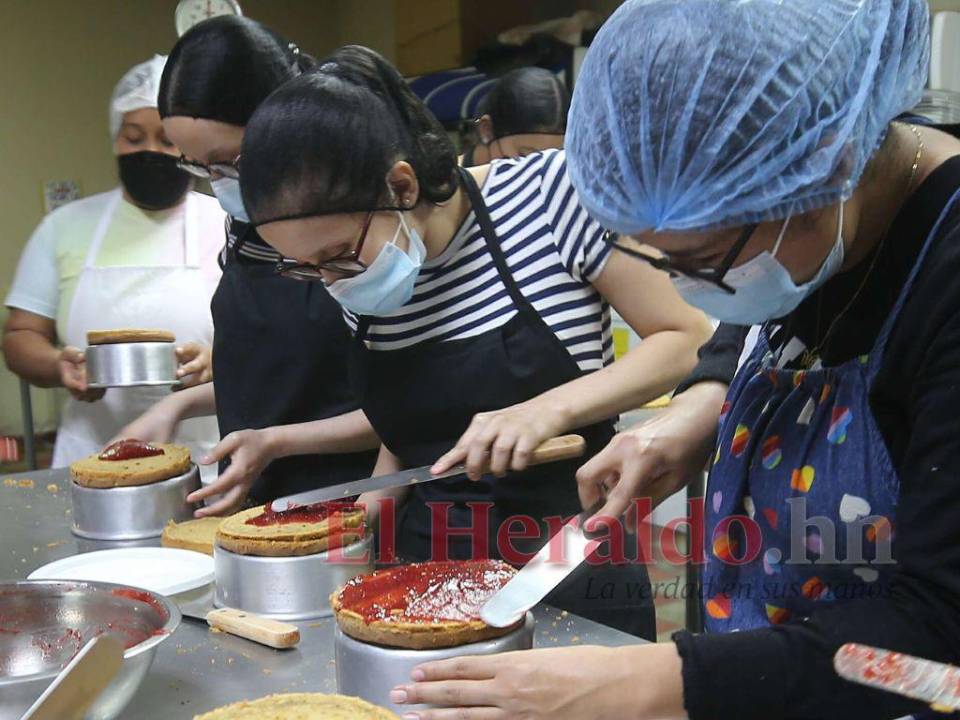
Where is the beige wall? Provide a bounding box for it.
[930,1,960,11]
[0,0,395,435]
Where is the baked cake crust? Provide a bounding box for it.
[161,517,224,555]
[216,504,365,557]
[330,560,522,650]
[192,692,398,720]
[70,443,192,488]
[87,329,176,345]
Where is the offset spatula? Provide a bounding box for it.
[481,500,604,628]
[270,434,587,511]
[177,599,301,649]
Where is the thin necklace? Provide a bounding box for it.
[800,124,924,368]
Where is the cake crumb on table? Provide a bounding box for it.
[18,479,34,488]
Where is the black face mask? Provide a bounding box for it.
[117,151,192,210]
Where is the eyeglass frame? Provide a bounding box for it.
[177,153,241,180]
[274,210,375,281]
[602,223,758,294]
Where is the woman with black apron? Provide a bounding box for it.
[238,46,713,636]
[121,18,378,515]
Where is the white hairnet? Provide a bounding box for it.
[565,0,930,234]
[109,54,168,138]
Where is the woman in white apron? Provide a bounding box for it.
[3,56,224,472]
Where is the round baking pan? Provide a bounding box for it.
[85,342,179,389]
[335,612,534,713]
[214,534,374,621]
[70,465,200,541]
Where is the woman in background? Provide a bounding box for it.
[462,66,569,166]
[3,55,224,469]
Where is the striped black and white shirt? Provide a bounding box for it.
[221,215,281,266]
[349,150,614,372]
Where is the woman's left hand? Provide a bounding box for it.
[391,643,687,720]
[431,400,570,480]
[175,342,213,388]
[188,428,275,516]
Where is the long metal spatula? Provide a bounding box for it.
[271,434,587,511]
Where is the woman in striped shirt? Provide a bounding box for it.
[239,46,713,636]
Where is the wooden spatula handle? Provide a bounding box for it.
[206,608,300,649]
[525,434,587,467]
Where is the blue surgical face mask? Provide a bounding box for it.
[326,213,426,316]
[210,177,250,223]
[673,203,846,325]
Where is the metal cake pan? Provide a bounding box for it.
[214,534,374,621]
[335,612,534,713]
[85,342,179,389]
[71,465,200,540]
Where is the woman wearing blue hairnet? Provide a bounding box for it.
[394,0,960,718]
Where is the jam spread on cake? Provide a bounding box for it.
[98,439,165,461]
[338,560,515,624]
[245,500,361,527]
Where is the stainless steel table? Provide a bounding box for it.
[1,468,645,719]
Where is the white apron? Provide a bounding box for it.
[51,190,219,479]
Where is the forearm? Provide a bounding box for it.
[264,409,380,459]
[168,383,217,419]
[534,329,704,431]
[2,330,62,387]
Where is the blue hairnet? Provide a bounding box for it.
[566,0,930,233]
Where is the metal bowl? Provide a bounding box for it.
[0,580,180,720]
[335,612,534,714]
[71,465,200,540]
[85,342,179,389]
[214,534,375,621]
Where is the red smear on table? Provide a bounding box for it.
[337,559,515,624]
[98,439,164,461]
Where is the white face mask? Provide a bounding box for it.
[210,177,250,223]
[673,203,846,325]
[326,213,426,316]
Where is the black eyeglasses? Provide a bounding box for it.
[177,154,241,180]
[274,211,374,281]
[603,224,758,294]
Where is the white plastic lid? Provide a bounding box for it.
[29,547,214,597]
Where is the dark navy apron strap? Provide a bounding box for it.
[457,167,531,313]
[457,167,580,362]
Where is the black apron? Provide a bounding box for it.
[211,220,377,503]
[351,169,654,638]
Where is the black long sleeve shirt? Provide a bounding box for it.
[673,154,960,719]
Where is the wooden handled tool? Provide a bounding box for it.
[206,608,300,649]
